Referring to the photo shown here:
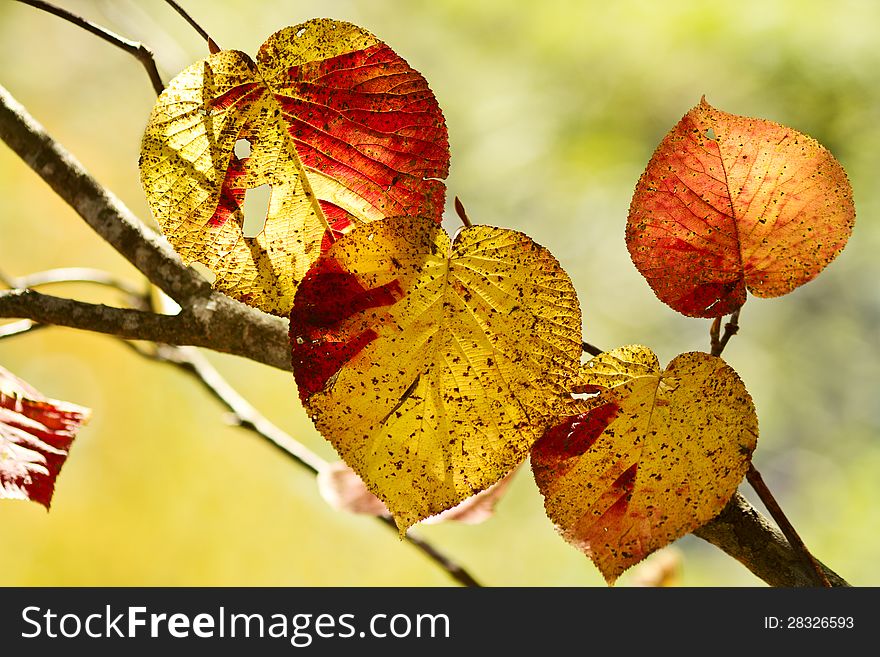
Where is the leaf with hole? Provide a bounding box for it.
[140,18,449,314]
[531,345,757,583]
[0,366,90,509]
[291,216,582,531]
[626,98,855,317]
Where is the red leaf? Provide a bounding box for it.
[0,366,90,509]
[627,98,855,317]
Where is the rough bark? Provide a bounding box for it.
[695,493,848,587]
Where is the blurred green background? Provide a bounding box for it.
[1,0,877,586]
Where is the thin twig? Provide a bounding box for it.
[695,492,847,586]
[746,464,832,587]
[710,307,741,357]
[14,0,164,95]
[163,0,220,53]
[706,304,831,585]
[146,344,325,474]
[378,516,481,587]
[133,343,481,587]
[0,267,144,298]
[453,197,472,228]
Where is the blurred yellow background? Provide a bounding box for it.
[1,0,877,586]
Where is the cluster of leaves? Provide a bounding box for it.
[5,17,853,585]
[136,18,854,582]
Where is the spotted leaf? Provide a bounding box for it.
[291,217,581,531]
[532,346,757,583]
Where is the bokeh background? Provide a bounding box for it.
[1,0,877,586]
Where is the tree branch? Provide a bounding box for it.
[0,84,203,305]
[695,493,848,587]
[746,464,831,586]
[0,288,291,371]
[0,84,292,370]
[710,307,741,357]
[141,344,325,473]
[14,0,164,96]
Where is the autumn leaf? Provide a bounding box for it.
[0,366,90,509]
[140,19,449,315]
[291,217,581,531]
[627,98,855,317]
[317,460,515,525]
[531,345,757,583]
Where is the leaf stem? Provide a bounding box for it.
[746,464,832,587]
[710,307,741,357]
[163,0,220,54]
[581,341,604,357]
[14,0,164,96]
[453,196,472,228]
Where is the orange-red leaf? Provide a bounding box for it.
[0,366,90,509]
[141,19,448,314]
[627,98,855,317]
[532,346,757,583]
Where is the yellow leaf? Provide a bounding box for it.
[532,345,757,583]
[140,19,449,314]
[291,217,582,531]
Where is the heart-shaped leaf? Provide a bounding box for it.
[531,346,757,583]
[291,217,582,530]
[0,366,90,509]
[627,98,855,317]
[141,19,449,314]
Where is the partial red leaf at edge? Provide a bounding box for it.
[627,98,855,317]
[0,366,90,509]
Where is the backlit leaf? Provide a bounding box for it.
[292,217,581,530]
[140,19,449,314]
[627,98,855,317]
[532,346,757,583]
[0,366,90,509]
